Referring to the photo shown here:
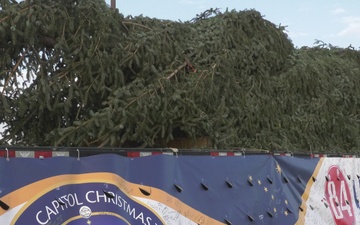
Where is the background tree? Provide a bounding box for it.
[1,0,360,153]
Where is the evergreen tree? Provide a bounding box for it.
[1,0,360,153]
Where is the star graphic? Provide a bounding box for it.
[284,211,288,216]
[276,163,282,173]
[87,220,92,225]
[264,187,268,192]
[249,175,253,181]
[285,199,288,205]
[258,180,262,185]
[271,194,274,200]
[274,208,277,213]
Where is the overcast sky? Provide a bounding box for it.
[107,0,360,48]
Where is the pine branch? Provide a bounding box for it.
[1,53,24,95]
[122,21,152,31]
[167,62,186,80]
[0,5,33,23]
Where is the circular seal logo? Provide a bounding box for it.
[79,206,92,219]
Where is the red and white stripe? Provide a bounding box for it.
[210,152,243,156]
[1,149,356,158]
[0,150,69,158]
[273,153,292,156]
[310,153,327,158]
[342,155,357,158]
[126,151,173,158]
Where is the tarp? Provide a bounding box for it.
[0,154,358,225]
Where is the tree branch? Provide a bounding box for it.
[166,62,187,80]
[122,21,152,31]
[1,53,25,95]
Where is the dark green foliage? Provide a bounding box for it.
[1,0,360,153]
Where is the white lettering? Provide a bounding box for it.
[51,200,60,214]
[122,198,128,211]
[135,212,145,224]
[117,196,123,207]
[328,181,343,219]
[67,194,75,207]
[328,180,354,219]
[35,190,157,225]
[59,195,68,209]
[146,216,152,225]
[96,191,108,203]
[86,191,97,203]
[45,205,57,220]
[127,203,136,218]
[36,210,49,225]
[340,180,353,217]
[75,193,84,206]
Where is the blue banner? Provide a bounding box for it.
[0,154,357,224]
